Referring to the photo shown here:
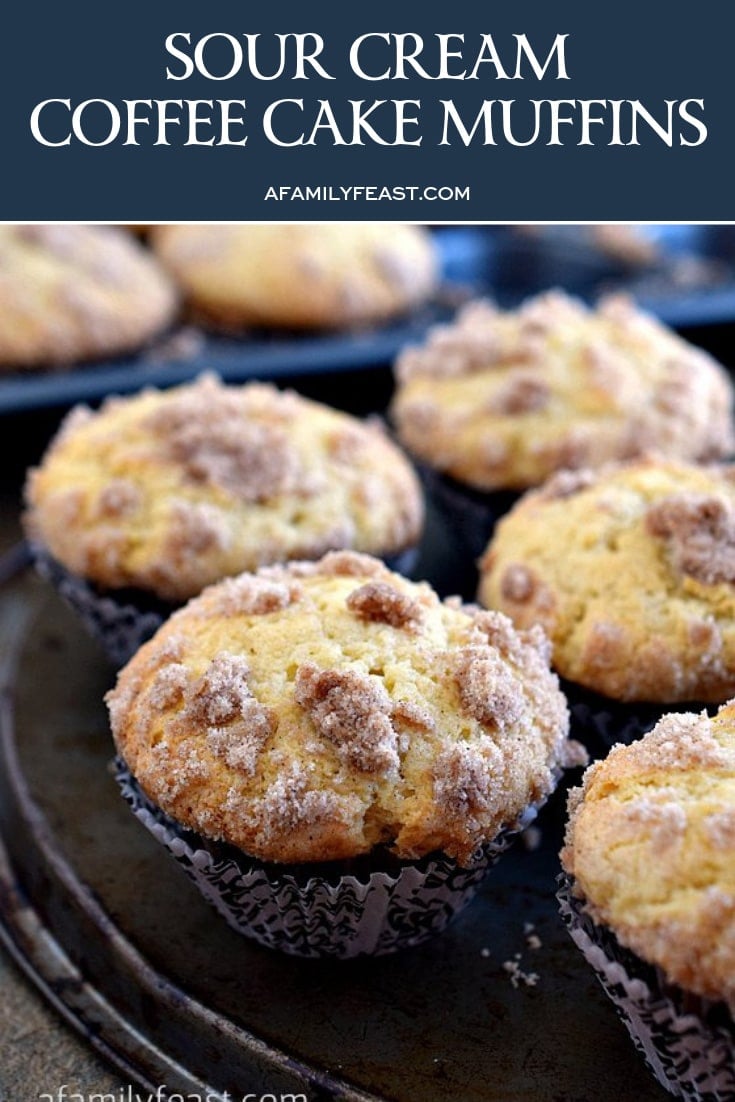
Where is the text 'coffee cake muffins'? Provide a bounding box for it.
[108,551,582,957]
[151,223,439,330]
[24,375,423,665]
[0,225,178,371]
[390,291,735,560]
[559,705,735,1101]
[480,458,735,745]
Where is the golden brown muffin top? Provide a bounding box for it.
[151,223,438,330]
[24,375,423,602]
[108,552,580,865]
[479,457,735,703]
[562,702,735,1010]
[0,225,178,369]
[391,291,734,491]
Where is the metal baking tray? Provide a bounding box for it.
[2,224,735,415]
[0,516,668,1100]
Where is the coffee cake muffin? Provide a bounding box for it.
[559,706,735,1100]
[24,375,423,663]
[391,292,735,560]
[479,458,735,709]
[151,223,438,330]
[108,551,581,956]
[0,225,178,371]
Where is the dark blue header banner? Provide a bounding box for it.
[2,0,732,220]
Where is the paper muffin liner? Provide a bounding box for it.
[30,543,168,667]
[418,464,519,563]
[563,682,668,753]
[558,874,735,1101]
[115,760,539,959]
[563,683,719,756]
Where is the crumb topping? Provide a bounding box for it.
[96,480,142,519]
[392,289,735,493]
[620,797,688,853]
[500,564,538,604]
[109,556,573,865]
[280,549,389,579]
[166,499,231,556]
[488,373,551,415]
[198,573,303,618]
[395,292,590,384]
[535,468,599,501]
[146,376,300,503]
[148,664,190,711]
[704,807,735,850]
[183,653,276,776]
[469,611,553,672]
[395,301,510,383]
[615,711,728,771]
[294,661,399,776]
[433,742,501,819]
[26,377,423,602]
[391,699,436,732]
[646,493,735,585]
[453,646,525,731]
[206,710,275,777]
[346,581,423,631]
[243,763,358,849]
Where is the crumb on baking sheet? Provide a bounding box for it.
[521,825,543,851]
[503,955,540,988]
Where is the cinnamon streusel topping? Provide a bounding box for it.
[108,553,578,865]
[25,375,422,602]
[391,290,734,491]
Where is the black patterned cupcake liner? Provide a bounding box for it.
[31,542,420,668]
[116,760,539,960]
[417,464,519,564]
[564,683,719,757]
[30,542,169,667]
[558,874,735,1101]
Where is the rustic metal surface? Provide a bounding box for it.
[0,551,668,1101]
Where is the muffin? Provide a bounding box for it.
[479,457,735,743]
[24,375,423,664]
[0,224,178,371]
[107,551,581,957]
[391,291,735,560]
[559,705,735,1100]
[151,223,438,330]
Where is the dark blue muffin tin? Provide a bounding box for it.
[2,224,735,414]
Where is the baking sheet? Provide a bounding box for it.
[0,515,668,1100]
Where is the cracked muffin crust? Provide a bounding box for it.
[391,291,734,492]
[0,225,178,370]
[107,552,580,866]
[151,223,438,330]
[561,703,735,1010]
[24,375,423,603]
[479,458,735,703]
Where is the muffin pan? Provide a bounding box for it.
[3,224,735,414]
